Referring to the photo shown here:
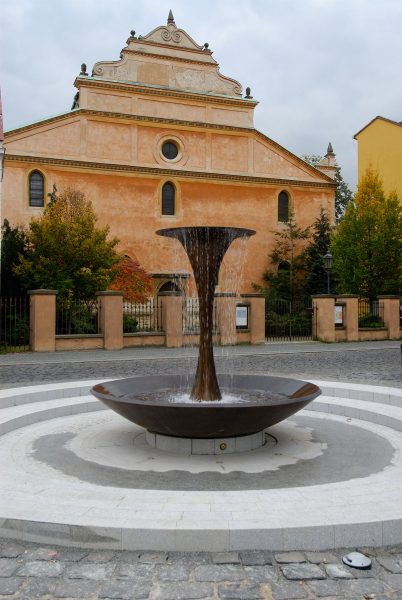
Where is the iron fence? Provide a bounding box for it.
[56,298,100,335]
[265,299,314,341]
[183,298,218,333]
[0,296,30,353]
[358,299,385,328]
[123,299,162,333]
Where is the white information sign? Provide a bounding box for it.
[334,305,343,325]
[236,305,249,328]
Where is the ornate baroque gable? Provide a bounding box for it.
[90,12,242,97]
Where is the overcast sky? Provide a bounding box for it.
[1,0,402,188]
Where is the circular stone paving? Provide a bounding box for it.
[0,378,402,551]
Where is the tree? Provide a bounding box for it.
[0,219,28,295]
[14,188,120,299]
[255,209,310,303]
[109,255,153,302]
[331,167,402,299]
[302,208,334,298]
[302,154,353,222]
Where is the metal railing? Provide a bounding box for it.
[182,298,218,333]
[358,299,385,328]
[123,299,162,333]
[56,298,100,335]
[0,296,30,352]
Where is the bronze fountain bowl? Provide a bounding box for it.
[91,374,321,439]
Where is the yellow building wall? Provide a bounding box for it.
[356,118,402,198]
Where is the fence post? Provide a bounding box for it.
[28,290,58,351]
[312,295,336,342]
[159,292,183,348]
[378,295,400,339]
[241,293,266,344]
[215,293,237,345]
[336,295,359,341]
[96,291,124,350]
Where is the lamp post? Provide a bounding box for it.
[323,252,333,295]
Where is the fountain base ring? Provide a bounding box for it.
[145,430,271,454]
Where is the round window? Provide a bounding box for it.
[161,141,179,160]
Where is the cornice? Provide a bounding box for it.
[5,154,336,189]
[74,77,255,107]
[123,48,215,67]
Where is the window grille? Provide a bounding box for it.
[162,182,175,215]
[29,171,44,207]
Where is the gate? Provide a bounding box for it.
[265,299,315,342]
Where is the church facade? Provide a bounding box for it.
[2,13,336,296]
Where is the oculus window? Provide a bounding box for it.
[161,141,179,160]
[29,171,45,207]
[162,182,175,215]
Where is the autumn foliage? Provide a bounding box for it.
[109,255,153,302]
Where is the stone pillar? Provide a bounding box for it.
[312,295,336,342]
[215,293,237,345]
[96,291,123,350]
[241,294,266,344]
[28,290,58,352]
[336,295,359,342]
[378,295,401,340]
[160,292,183,348]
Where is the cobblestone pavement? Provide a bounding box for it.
[1,539,402,599]
[0,341,401,388]
[1,341,402,598]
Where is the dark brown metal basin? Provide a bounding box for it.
[91,374,321,438]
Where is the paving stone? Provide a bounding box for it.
[304,551,339,564]
[0,558,19,577]
[167,551,211,564]
[212,552,241,564]
[0,577,22,595]
[66,562,115,580]
[218,582,266,599]
[155,582,214,600]
[382,573,402,590]
[194,565,245,582]
[139,552,168,564]
[57,549,89,562]
[325,563,355,579]
[281,563,325,580]
[22,577,57,597]
[23,547,59,561]
[271,581,308,599]
[274,552,306,564]
[84,550,116,563]
[99,580,151,599]
[339,578,385,596]
[114,551,141,563]
[239,551,273,566]
[307,579,340,597]
[0,542,26,558]
[115,562,155,579]
[244,565,277,583]
[53,579,100,598]
[16,560,64,577]
[156,564,191,581]
[377,555,402,573]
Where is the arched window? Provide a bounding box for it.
[162,182,175,215]
[29,171,44,207]
[278,190,289,222]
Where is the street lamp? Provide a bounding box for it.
[323,252,333,294]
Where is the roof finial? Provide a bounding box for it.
[167,9,175,24]
[326,142,334,155]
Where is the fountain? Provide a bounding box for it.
[91,227,321,447]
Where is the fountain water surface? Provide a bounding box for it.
[91,227,321,443]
